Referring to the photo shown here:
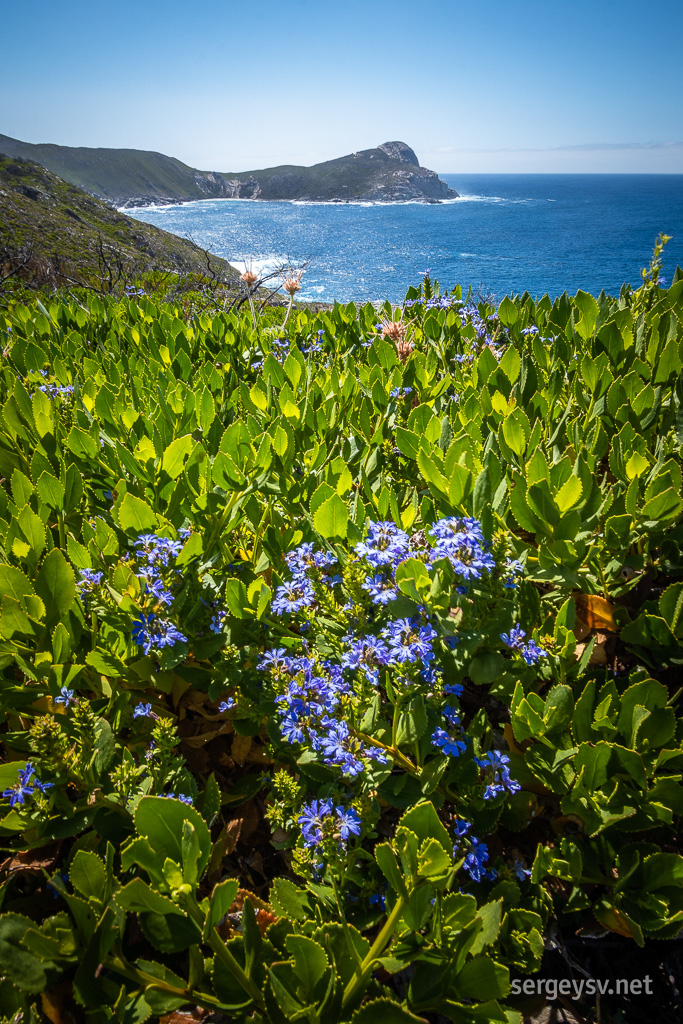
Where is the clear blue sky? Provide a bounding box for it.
[2,0,682,173]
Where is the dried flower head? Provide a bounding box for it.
[282,269,304,296]
[396,337,414,364]
[240,269,258,287]
[381,319,406,343]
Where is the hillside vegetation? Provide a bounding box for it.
[0,134,457,206]
[0,251,682,1023]
[0,156,240,297]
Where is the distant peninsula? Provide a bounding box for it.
[0,134,458,208]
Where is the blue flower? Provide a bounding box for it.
[335,806,362,841]
[511,857,531,881]
[361,574,398,606]
[271,576,316,615]
[165,792,193,804]
[298,798,334,848]
[218,698,236,712]
[2,763,52,807]
[463,837,490,882]
[381,618,436,667]
[477,751,521,799]
[431,726,467,758]
[77,568,103,592]
[131,613,187,655]
[501,624,526,649]
[257,648,290,672]
[133,702,157,719]
[210,610,227,633]
[521,639,547,665]
[342,635,391,684]
[317,720,365,776]
[298,799,362,850]
[54,687,76,708]
[136,570,174,606]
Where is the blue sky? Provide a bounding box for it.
[2,0,682,173]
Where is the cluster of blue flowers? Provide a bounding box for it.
[1,763,53,808]
[33,372,75,399]
[132,613,187,656]
[258,649,385,775]
[298,798,362,850]
[164,792,193,805]
[453,819,496,883]
[476,751,521,800]
[125,533,190,655]
[431,704,467,757]
[271,336,290,363]
[264,517,531,857]
[77,568,103,595]
[501,624,547,665]
[301,329,324,355]
[389,386,413,399]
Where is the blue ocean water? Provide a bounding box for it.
[124,174,683,304]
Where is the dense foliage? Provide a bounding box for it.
[0,249,682,1023]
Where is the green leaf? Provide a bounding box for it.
[351,997,427,1023]
[35,548,76,625]
[94,718,115,772]
[224,577,249,618]
[497,296,519,327]
[660,582,683,638]
[116,493,157,533]
[555,475,583,513]
[395,558,431,603]
[398,800,451,853]
[205,878,239,937]
[395,426,420,460]
[469,652,506,685]
[70,851,107,902]
[313,493,349,541]
[269,877,311,921]
[0,564,36,605]
[502,409,530,457]
[134,796,211,879]
[161,435,194,479]
[36,471,65,510]
[285,933,328,994]
[0,596,36,639]
[573,290,599,340]
[456,956,510,1000]
[116,879,185,917]
[417,837,452,883]
[0,913,48,993]
[499,345,521,382]
[138,910,201,953]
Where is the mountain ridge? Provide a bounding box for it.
[0,134,458,207]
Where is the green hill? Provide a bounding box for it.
[0,134,457,206]
[0,155,238,294]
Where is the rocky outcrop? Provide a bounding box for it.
[0,134,457,207]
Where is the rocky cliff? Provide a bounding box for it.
[0,135,457,207]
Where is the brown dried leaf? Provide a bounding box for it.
[231,734,253,764]
[573,592,618,631]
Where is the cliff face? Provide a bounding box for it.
[0,135,457,207]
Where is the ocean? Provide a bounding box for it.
[124,174,683,304]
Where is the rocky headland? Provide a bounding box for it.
[0,135,457,208]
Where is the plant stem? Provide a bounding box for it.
[341,894,406,1010]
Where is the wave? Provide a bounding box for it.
[453,194,537,204]
[228,256,292,277]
